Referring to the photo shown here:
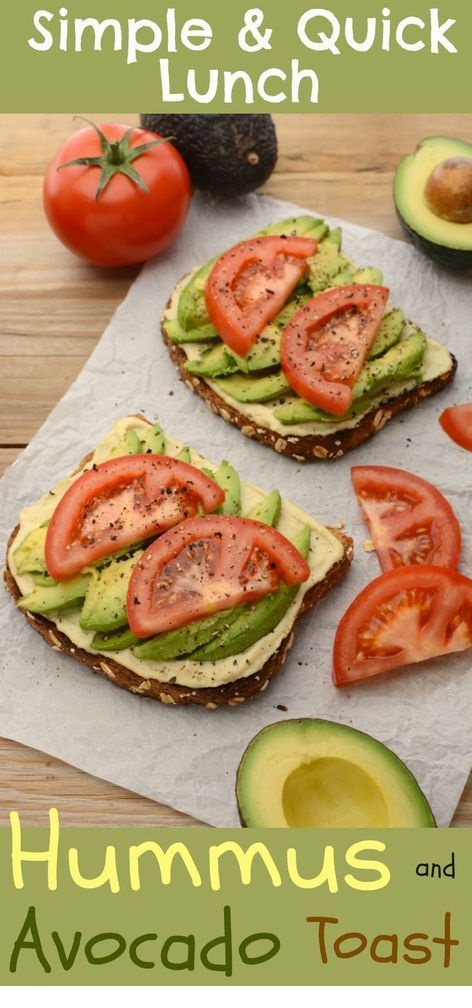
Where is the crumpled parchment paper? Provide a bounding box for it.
[1,192,471,826]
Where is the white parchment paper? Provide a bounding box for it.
[1,193,471,826]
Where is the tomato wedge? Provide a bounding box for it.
[127,515,311,638]
[351,466,461,572]
[45,456,225,581]
[281,284,389,416]
[439,403,472,452]
[333,565,472,686]
[205,235,317,356]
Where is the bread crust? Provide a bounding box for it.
[4,453,353,708]
[162,313,457,462]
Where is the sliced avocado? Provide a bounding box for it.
[13,526,48,575]
[91,627,140,652]
[327,226,342,249]
[328,268,354,287]
[33,572,57,587]
[108,428,141,457]
[132,606,242,662]
[138,423,166,455]
[18,573,91,615]
[236,719,436,828]
[79,552,142,633]
[246,489,281,527]
[244,293,311,373]
[352,267,384,286]
[191,525,311,662]
[213,371,291,404]
[176,447,191,463]
[274,331,426,425]
[188,293,312,379]
[214,460,241,515]
[185,343,243,379]
[368,308,405,359]
[354,329,426,398]
[394,135,472,269]
[308,236,351,293]
[164,318,219,344]
[262,216,328,242]
[177,261,214,330]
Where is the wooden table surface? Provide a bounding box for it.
[1,113,470,827]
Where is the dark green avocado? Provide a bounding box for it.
[394,136,472,270]
[236,719,436,828]
[140,114,277,197]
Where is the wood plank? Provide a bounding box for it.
[1,114,471,828]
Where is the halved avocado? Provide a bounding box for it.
[236,719,436,828]
[394,136,472,270]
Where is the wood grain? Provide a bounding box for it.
[1,113,471,827]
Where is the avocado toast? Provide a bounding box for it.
[162,215,456,461]
[5,416,353,709]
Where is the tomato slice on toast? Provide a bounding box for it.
[439,403,472,452]
[45,456,225,581]
[351,466,461,571]
[205,235,317,356]
[127,515,311,638]
[333,565,472,686]
[281,284,389,416]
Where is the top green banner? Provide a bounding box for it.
[1,0,470,111]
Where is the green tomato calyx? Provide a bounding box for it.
[57,117,173,199]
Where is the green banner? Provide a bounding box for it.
[1,0,470,112]
[0,815,469,984]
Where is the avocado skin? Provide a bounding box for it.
[394,136,472,270]
[236,718,437,828]
[140,114,277,197]
[396,212,472,270]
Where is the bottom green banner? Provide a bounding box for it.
[0,813,469,985]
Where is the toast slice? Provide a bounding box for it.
[161,215,457,461]
[5,416,353,709]
[163,319,456,462]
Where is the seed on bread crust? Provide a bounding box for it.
[161,303,457,462]
[4,413,353,709]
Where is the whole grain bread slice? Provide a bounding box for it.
[5,526,352,709]
[4,415,353,708]
[162,320,457,462]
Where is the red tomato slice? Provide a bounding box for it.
[281,284,389,417]
[45,456,225,581]
[333,565,472,686]
[440,403,472,452]
[205,235,317,356]
[351,466,461,572]
[127,515,311,638]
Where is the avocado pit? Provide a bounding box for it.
[425,157,472,224]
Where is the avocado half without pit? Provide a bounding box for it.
[236,719,436,828]
[394,136,472,269]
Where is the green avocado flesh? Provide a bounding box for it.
[169,214,432,422]
[80,552,144,633]
[236,719,436,828]
[190,525,311,662]
[16,458,307,665]
[394,136,472,258]
[274,330,426,425]
[18,573,91,615]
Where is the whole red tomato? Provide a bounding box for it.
[43,119,192,267]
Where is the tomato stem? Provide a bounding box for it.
[56,117,174,199]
